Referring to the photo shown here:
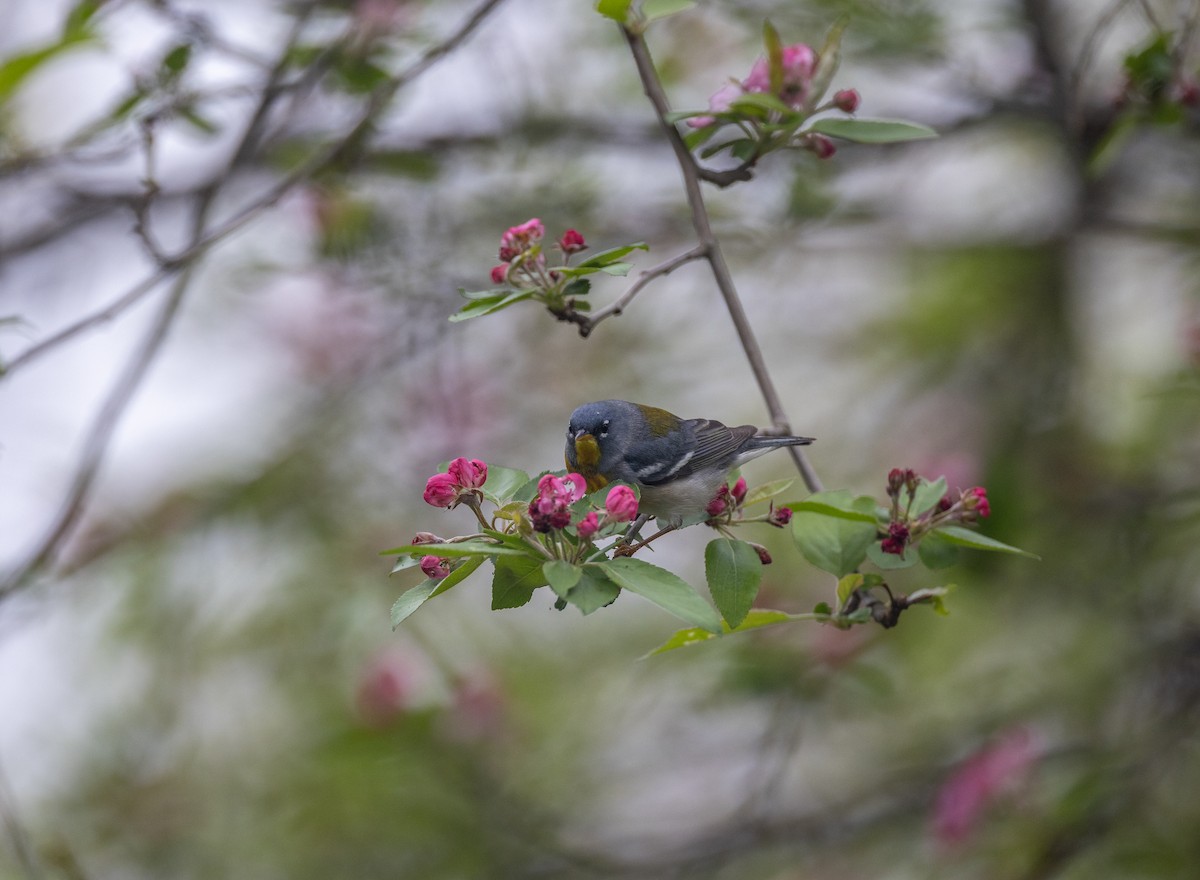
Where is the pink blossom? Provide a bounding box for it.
[706,491,728,518]
[744,44,817,108]
[355,649,418,728]
[964,486,990,518]
[687,82,741,128]
[768,505,792,527]
[448,457,488,490]
[750,542,773,565]
[499,218,544,262]
[833,88,860,113]
[932,728,1040,846]
[576,511,599,540]
[420,555,451,580]
[529,473,587,533]
[731,477,748,504]
[558,229,587,253]
[880,521,910,556]
[807,133,836,159]
[490,264,508,284]
[423,472,459,508]
[604,485,639,523]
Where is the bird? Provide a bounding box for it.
[564,399,814,546]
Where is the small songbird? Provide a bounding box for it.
[564,400,814,533]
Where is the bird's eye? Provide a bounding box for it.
[599,420,610,438]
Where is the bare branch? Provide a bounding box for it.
[622,27,823,493]
[578,244,708,336]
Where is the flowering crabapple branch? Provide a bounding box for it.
[576,244,709,336]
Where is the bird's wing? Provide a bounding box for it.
[624,419,756,486]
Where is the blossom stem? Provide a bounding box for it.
[621,27,823,494]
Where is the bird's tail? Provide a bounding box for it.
[745,434,815,451]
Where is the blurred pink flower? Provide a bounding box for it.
[490,264,508,284]
[423,472,459,508]
[744,44,817,107]
[499,218,544,262]
[768,505,792,527]
[558,229,587,253]
[604,485,639,523]
[420,555,451,579]
[355,649,418,728]
[833,88,860,113]
[687,82,741,128]
[731,477,748,504]
[932,728,1041,846]
[448,457,488,490]
[576,511,599,540]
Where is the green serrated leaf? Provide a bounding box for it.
[595,0,632,23]
[743,478,796,507]
[568,565,622,615]
[543,560,583,599]
[917,532,960,570]
[705,538,762,629]
[792,497,877,577]
[642,0,695,22]
[910,475,947,516]
[934,525,1040,559]
[576,243,648,269]
[788,490,880,524]
[645,608,799,656]
[598,262,634,276]
[389,555,423,575]
[599,557,722,633]
[391,579,439,628]
[808,117,937,144]
[449,289,535,322]
[730,91,796,116]
[481,465,532,505]
[491,555,546,609]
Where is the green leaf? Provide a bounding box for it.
[683,123,720,149]
[379,541,531,558]
[63,0,101,40]
[595,0,632,23]
[917,532,960,570]
[491,555,547,609]
[389,555,423,575]
[909,475,947,516]
[599,557,722,633]
[598,262,634,276]
[391,579,440,628]
[743,478,795,506]
[836,572,863,607]
[642,0,695,22]
[543,560,583,599]
[705,538,762,629]
[933,525,1040,559]
[804,18,846,112]
[0,39,90,104]
[482,465,531,505]
[460,287,509,301]
[161,43,192,77]
[788,490,880,524]
[808,117,938,143]
[700,138,749,160]
[563,278,591,298]
[576,243,648,269]
[792,496,877,577]
[449,289,534,322]
[178,105,219,136]
[763,19,783,97]
[431,554,485,598]
[866,540,919,570]
[334,57,390,94]
[567,565,622,615]
[730,91,796,116]
[908,585,953,616]
[645,609,798,656]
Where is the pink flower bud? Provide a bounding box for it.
[964,486,991,518]
[750,543,772,565]
[423,472,459,508]
[490,264,508,284]
[880,521,911,556]
[420,555,451,579]
[808,133,836,159]
[411,531,441,545]
[768,505,792,527]
[498,245,519,263]
[706,496,728,518]
[744,44,817,108]
[576,511,599,540]
[558,229,586,253]
[833,88,860,113]
[731,477,748,504]
[500,218,544,259]
[448,457,488,490]
[604,485,639,523]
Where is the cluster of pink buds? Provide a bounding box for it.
[705,477,792,529]
[528,476,638,536]
[490,219,588,288]
[880,467,992,557]
[423,457,488,509]
[687,40,861,160]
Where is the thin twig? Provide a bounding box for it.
[2,0,508,379]
[622,28,823,493]
[579,244,708,336]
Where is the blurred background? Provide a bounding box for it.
[2,0,1199,877]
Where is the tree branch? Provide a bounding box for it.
[622,27,823,493]
[578,244,708,336]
